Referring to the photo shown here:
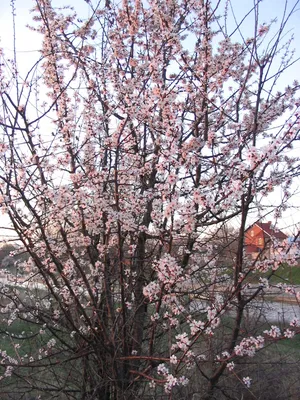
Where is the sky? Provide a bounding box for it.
[0,0,299,237]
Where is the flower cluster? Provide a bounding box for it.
[156,364,189,394]
[264,326,281,339]
[155,255,184,286]
[234,336,264,357]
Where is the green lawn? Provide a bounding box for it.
[270,264,300,285]
[248,263,300,285]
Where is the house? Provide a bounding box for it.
[245,221,287,259]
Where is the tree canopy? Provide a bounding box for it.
[0,0,299,399]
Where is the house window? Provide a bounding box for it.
[258,238,263,245]
[250,230,254,237]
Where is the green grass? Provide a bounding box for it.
[0,317,82,399]
[269,264,300,285]
[276,334,300,353]
[0,317,50,361]
[248,263,300,285]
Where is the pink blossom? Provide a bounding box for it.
[242,376,252,388]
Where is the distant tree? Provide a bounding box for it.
[0,244,16,265]
[207,224,239,267]
[0,243,28,273]
[0,0,299,399]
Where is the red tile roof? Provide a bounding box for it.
[255,222,287,240]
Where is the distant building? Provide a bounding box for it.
[245,221,287,259]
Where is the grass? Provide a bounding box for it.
[0,317,81,399]
[269,263,300,285]
[276,334,300,353]
[247,263,300,286]
[0,318,44,359]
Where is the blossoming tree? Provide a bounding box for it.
[0,0,299,398]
